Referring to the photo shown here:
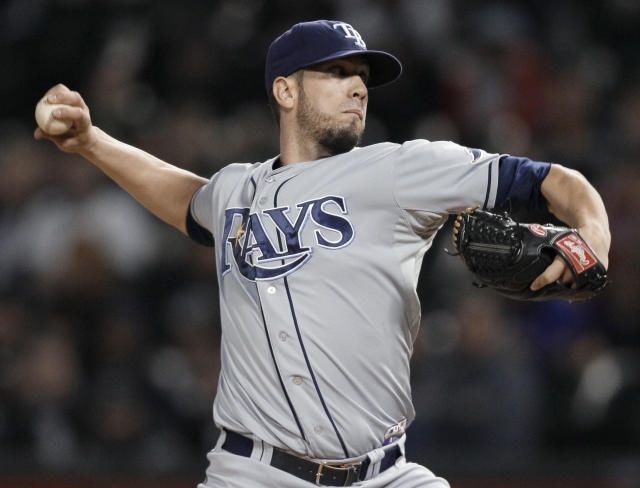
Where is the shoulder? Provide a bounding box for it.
[211,157,275,187]
[336,140,475,170]
[398,139,470,158]
[353,141,401,153]
[329,142,399,165]
[356,139,471,159]
[217,159,269,179]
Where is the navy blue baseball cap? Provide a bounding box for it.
[265,20,402,94]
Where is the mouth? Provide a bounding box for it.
[342,108,363,121]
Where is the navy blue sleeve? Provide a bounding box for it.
[496,156,551,213]
[186,205,214,247]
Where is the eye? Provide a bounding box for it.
[359,71,370,85]
[330,66,347,77]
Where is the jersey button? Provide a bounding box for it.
[278,332,287,342]
[314,425,324,434]
[265,176,274,183]
[267,286,276,295]
[258,197,268,205]
[292,376,302,385]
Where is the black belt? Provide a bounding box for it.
[221,430,402,486]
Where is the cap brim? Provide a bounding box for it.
[299,49,402,88]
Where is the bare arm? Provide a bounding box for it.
[34,84,207,234]
[530,164,611,290]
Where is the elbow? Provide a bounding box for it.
[548,163,587,187]
[543,164,608,219]
[542,164,590,212]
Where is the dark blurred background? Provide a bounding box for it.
[1,0,639,487]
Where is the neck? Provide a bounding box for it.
[279,125,332,166]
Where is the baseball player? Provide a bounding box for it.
[36,20,610,488]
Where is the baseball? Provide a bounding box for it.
[35,96,73,135]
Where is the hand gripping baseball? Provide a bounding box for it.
[451,208,609,302]
[34,84,96,154]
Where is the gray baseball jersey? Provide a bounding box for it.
[189,139,501,460]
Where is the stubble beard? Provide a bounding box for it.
[296,87,364,157]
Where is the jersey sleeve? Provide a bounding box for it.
[495,156,551,214]
[392,139,501,215]
[186,172,220,247]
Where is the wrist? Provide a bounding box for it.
[77,126,105,160]
[577,223,611,268]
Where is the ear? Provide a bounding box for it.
[272,75,299,112]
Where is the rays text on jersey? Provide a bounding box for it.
[220,195,355,281]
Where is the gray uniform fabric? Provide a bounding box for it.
[190,139,501,460]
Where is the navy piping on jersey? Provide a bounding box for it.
[482,163,492,210]
[274,176,351,459]
[257,296,307,440]
[250,175,306,441]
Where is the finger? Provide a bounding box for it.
[530,256,566,291]
[45,83,70,103]
[51,105,91,131]
[47,87,87,108]
[46,83,69,96]
[52,105,85,122]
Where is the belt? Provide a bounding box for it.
[221,430,402,486]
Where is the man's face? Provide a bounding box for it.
[295,56,370,156]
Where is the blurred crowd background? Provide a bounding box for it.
[1,0,639,486]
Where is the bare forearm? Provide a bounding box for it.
[80,127,208,234]
[542,164,611,266]
[34,84,208,235]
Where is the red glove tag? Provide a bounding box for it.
[554,233,598,274]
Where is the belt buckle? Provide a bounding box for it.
[315,461,361,486]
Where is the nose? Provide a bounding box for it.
[349,75,368,100]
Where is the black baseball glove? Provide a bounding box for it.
[451,208,609,302]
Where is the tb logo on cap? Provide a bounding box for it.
[332,22,367,49]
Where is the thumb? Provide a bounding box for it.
[530,255,566,291]
[34,127,48,140]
